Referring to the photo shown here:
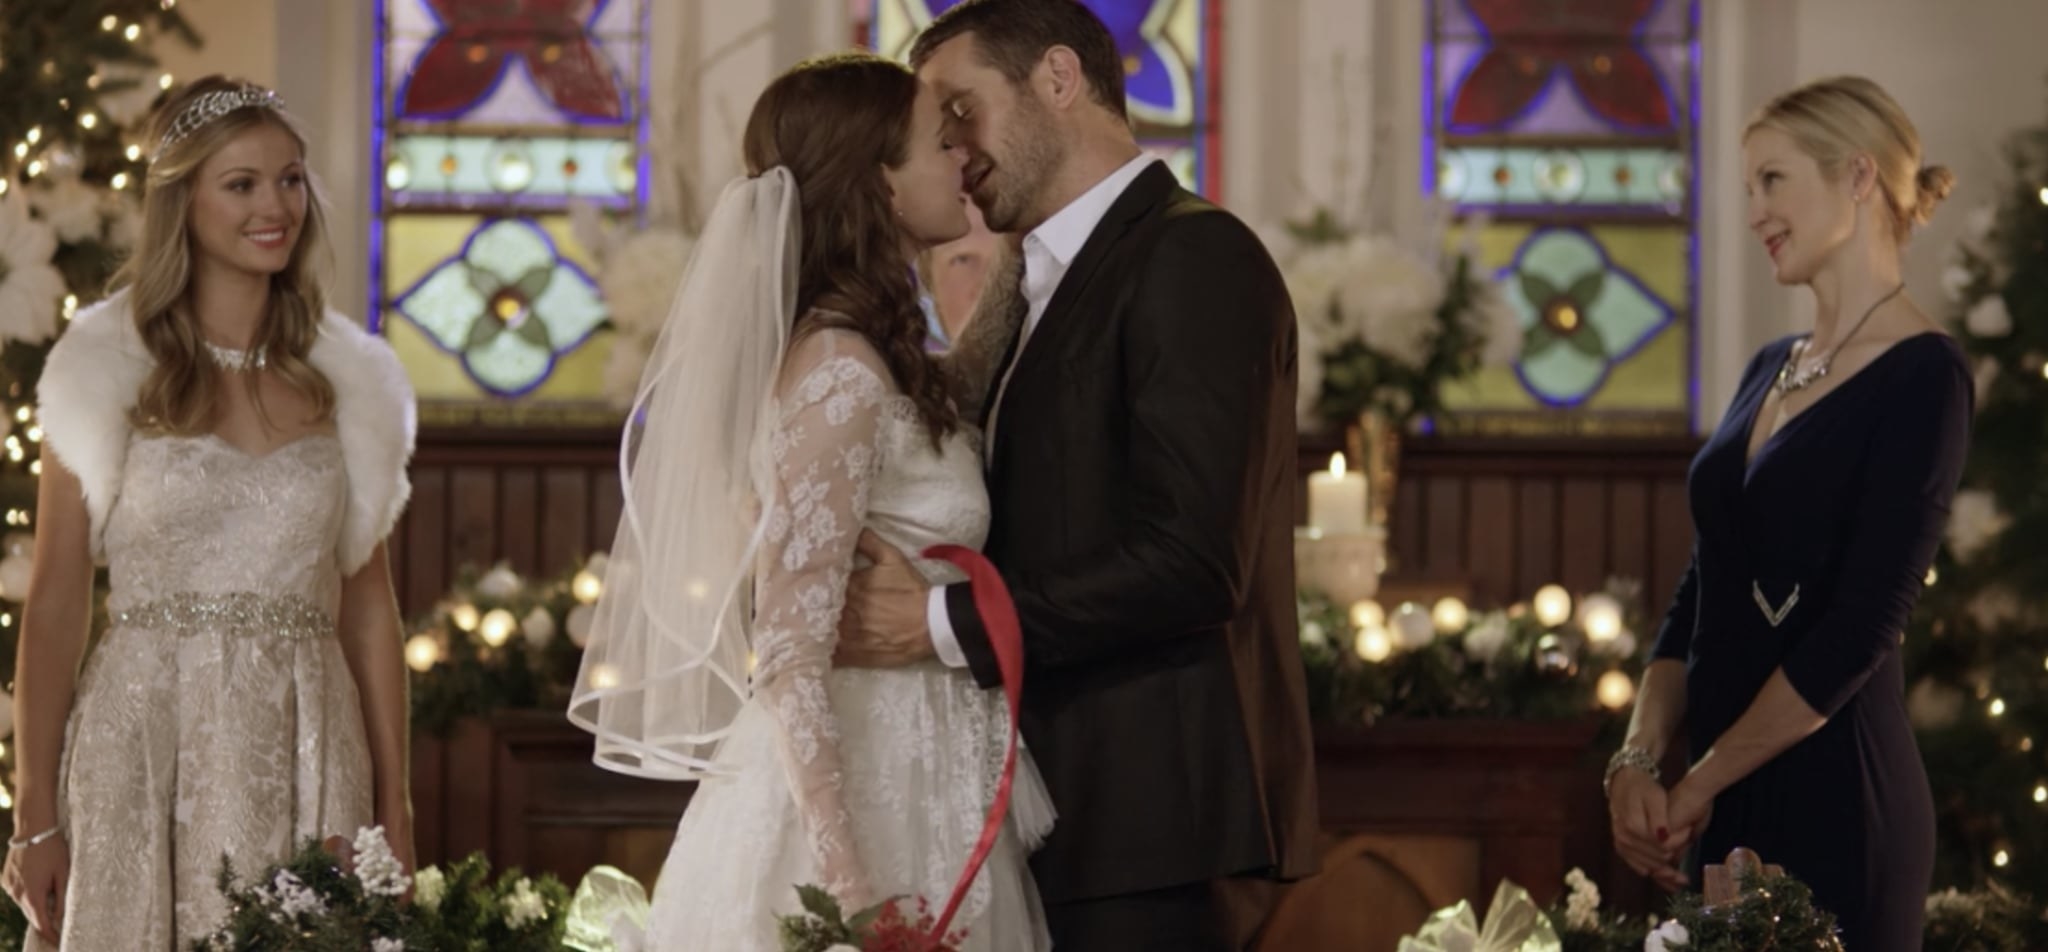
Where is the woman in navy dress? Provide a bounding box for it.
[1606,76,1967,950]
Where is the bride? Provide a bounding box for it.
[567,52,1053,950]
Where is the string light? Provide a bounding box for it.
[78,112,98,130]
[403,634,440,672]
[2033,784,2046,804]
[159,73,175,90]
[1995,848,2012,868]
[123,23,142,41]
[110,172,129,190]
[0,785,12,811]
[100,14,118,31]
[1925,567,1938,586]
[1991,698,2008,717]
[24,160,42,178]
[25,126,42,145]
[11,144,25,160]
[28,460,40,476]
[125,144,142,161]
[2038,187,2048,206]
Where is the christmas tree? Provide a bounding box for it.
[0,0,198,817]
[1906,96,2048,901]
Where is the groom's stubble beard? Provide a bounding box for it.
[977,92,1064,234]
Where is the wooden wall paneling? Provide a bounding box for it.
[1389,475,1426,578]
[497,468,540,575]
[590,464,624,561]
[540,467,592,577]
[1649,478,1694,620]
[1514,478,1559,597]
[1463,476,1515,606]
[1421,475,1467,577]
[1607,481,1651,608]
[450,466,499,573]
[442,718,497,863]
[1558,477,1609,596]
[402,467,449,618]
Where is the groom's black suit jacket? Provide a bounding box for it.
[943,163,1319,904]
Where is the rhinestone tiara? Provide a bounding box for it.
[152,86,285,162]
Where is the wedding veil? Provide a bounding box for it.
[568,168,800,780]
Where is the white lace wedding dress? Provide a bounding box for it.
[643,326,1054,951]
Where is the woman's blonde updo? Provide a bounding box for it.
[1746,75,1952,242]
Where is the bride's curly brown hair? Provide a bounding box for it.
[741,53,957,444]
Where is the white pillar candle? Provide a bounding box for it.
[1308,452,1369,534]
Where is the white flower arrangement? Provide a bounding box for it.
[352,824,412,899]
[0,192,65,348]
[1271,208,1519,430]
[255,869,329,925]
[1644,918,1690,952]
[503,875,549,929]
[1562,866,1602,930]
[412,865,447,912]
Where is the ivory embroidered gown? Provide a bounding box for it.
[642,326,1054,951]
[28,291,414,950]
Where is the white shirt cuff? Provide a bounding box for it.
[928,585,968,668]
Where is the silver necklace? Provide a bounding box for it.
[1775,283,1905,396]
[203,340,267,372]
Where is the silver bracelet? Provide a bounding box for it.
[1603,745,1660,796]
[6,825,61,850]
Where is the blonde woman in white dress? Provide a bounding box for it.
[569,53,1052,951]
[0,76,416,948]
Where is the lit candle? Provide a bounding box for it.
[1308,453,1369,535]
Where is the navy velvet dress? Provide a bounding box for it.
[1651,333,1970,950]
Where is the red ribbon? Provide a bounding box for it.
[918,545,1026,950]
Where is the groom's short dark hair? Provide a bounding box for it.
[910,0,1129,122]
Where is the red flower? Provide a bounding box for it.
[861,897,966,952]
[1448,0,1671,132]
[401,0,625,121]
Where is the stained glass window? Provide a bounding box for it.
[373,0,649,423]
[865,0,1218,196]
[1428,0,1699,436]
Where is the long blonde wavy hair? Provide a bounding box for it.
[115,74,336,434]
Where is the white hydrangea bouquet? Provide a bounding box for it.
[196,825,570,951]
[1269,207,1523,431]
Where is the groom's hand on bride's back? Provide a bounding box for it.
[834,531,936,668]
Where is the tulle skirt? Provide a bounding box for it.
[644,663,1054,951]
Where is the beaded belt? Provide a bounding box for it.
[112,592,334,641]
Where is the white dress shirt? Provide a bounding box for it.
[927,154,1160,668]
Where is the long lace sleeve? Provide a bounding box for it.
[752,329,892,907]
[934,237,1026,421]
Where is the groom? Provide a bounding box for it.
[837,1,1318,948]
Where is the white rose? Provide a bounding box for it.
[1965,203,1996,241]
[476,564,524,600]
[1946,489,2010,563]
[412,867,446,911]
[598,228,695,339]
[1645,919,1690,952]
[1300,620,1328,648]
[1463,612,1511,663]
[1967,586,2023,631]
[1942,264,1974,303]
[1974,356,2000,405]
[1965,295,2012,338]
[1908,677,1965,730]
[1391,603,1435,649]
[522,607,558,648]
